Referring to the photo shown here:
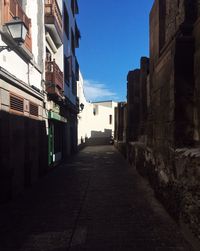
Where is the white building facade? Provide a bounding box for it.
[0,0,81,202]
[77,72,93,144]
[77,72,117,146]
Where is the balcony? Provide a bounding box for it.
[45,0,63,48]
[45,60,64,98]
[3,0,32,52]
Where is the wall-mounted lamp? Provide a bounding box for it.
[0,17,28,52]
[79,103,84,112]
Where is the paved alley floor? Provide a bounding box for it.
[0,146,195,251]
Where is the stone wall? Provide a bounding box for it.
[127,70,140,142]
[114,102,127,157]
[139,57,149,137]
[194,17,200,142]
[118,0,200,243]
[114,102,126,142]
[150,0,196,148]
[127,143,200,241]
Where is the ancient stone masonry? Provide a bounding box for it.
[115,0,200,244]
[114,102,127,142]
[139,57,149,139]
[127,70,140,142]
[114,102,127,156]
[194,7,200,143]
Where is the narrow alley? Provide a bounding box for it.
[0,146,194,251]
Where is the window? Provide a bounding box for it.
[64,4,69,39]
[64,55,72,85]
[71,29,75,55]
[72,72,77,95]
[109,115,112,125]
[75,57,79,81]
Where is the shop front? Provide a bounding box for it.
[48,111,67,166]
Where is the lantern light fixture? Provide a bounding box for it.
[0,17,28,52]
[79,103,84,112]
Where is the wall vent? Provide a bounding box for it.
[30,102,39,117]
[10,94,24,113]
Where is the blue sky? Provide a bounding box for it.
[76,0,154,102]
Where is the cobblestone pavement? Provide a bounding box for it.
[0,146,195,251]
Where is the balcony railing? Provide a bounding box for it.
[3,0,32,52]
[45,0,63,47]
[45,60,64,96]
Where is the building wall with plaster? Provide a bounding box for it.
[77,72,117,146]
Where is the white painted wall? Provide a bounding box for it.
[77,72,93,143]
[26,0,40,65]
[0,0,44,91]
[29,64,43,90]
[90,102,117,136]
[0,44,28,84]
[77,72,117,145]
[55,46,64,72]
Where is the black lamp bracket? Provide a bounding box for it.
[0,45,11,52]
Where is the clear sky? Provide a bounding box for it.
[76,0,154,102]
